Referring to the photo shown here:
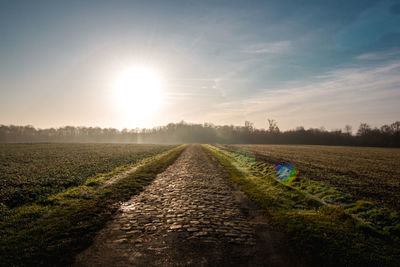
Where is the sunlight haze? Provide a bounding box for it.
[112,67,164,125]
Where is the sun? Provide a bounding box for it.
[113,67,163,118]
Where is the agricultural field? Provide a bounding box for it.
[0,143,185,266]
[220,144,400,212]
[0,143,176,208]
[207,145,400,266]
[217,144,400,244]
[1,143,399,266]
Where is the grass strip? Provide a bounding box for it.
[203,144,400,267]
[0,145,187,267]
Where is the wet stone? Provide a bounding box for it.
[196,231,208,236]
[126,230,140,235]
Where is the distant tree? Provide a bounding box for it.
[267,119,280,133]
[344,125,353,135]
[391,121,400,133]
[0,120,399,147]
[357,123,371,136]
[380,124,392,134]
[244,121,254,131]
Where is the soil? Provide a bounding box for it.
[74,145,301,267]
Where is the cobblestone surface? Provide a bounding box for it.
[74,145,298,266]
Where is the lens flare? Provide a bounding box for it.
[274,163,298,184]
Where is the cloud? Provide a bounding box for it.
[356,49,400,60]
[206,60,400,129]
[242,40,292,54]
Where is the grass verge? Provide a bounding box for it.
[0,145,187,266]
[203,144,400,267]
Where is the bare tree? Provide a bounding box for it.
[267,119,280,133]
[344,125,352,135]
[244,121,254,131]
[357,123,371,136]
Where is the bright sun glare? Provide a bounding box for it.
[113,68,163,118]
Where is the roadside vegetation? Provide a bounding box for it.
[0,145,186,266]
[204,145,400,266]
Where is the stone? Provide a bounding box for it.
[225,233,238,237]
[170,225,182,230]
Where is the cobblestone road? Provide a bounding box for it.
[74,145,298,266]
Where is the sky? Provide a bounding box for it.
[1,0,399,131]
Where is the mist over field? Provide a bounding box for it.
[1,120,399,147]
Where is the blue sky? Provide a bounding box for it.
[0,0,399,130]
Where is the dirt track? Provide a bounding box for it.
[74,145,299,266]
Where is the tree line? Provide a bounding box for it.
[0,120,399,147]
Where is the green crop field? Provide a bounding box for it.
[219,144,400,233]
[0,143,185,266]
[220,144,400,211]
[1,143,399,266]
[207,144,400,266]
[0,143,175,208]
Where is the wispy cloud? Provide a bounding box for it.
[242,40,292,54]
[356,49,400,60]
[206,60,400,129]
